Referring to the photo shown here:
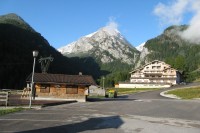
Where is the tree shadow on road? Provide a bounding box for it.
[16,115,124,133]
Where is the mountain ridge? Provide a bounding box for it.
[0,13,35,32]
[58,26,139,65]
[0,13,103,89]
[1,13,200,89]
[59,24,200,82]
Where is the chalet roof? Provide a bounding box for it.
[142,60,171,68]
[26,73,96,86]
[129,68,142,73]
[130,60,172,73]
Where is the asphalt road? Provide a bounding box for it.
[127,82,200,100]
[0,84,200,133]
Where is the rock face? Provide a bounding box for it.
[58,26,139,64]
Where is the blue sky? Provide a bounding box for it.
[0,0,198,48]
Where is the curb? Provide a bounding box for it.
[160,85,200,100]
[160,90,181,99]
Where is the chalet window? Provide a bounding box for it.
[40,84,50,93]
[66,85,78,94]
[55,85,61,89]
[152,66,156,69]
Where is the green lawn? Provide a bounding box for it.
[166,87,200,99]
[88,88,161,98]
[0,108,24,116]
[115,88,160,95]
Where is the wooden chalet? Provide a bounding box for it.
[26,73,96,102]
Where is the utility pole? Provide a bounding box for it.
[38,55,54,73]
[102,76,105,90]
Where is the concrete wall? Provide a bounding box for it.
[118,83,171,88]
[89,85,105,96]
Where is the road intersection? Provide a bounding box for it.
[0,84,200,133]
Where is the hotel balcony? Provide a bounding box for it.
[143,70,163,75]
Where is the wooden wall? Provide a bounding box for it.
[34,84,88,101]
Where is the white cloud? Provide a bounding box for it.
[153,0,190,26]
[154,0,200,44]
[103,17,120,36]
[180,1,200,43]
[106,17,119,30]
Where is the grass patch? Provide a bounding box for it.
[87,88,160,98]
[115,88,160,95]
[0,107,24,116]
[167,87,200,99]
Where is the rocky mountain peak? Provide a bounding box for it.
[100,26,120,36]
[58,26,139,64]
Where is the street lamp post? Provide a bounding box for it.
[29,50,39,108]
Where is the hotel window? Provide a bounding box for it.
[40,84,50,93]
[66,85,78,94]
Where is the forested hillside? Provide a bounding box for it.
[143,25,200,81]
[0,14,103,89]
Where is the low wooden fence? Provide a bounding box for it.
[0,92,9,107]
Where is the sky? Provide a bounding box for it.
[0,0,199,48]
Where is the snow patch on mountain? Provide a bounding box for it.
[136,42,146,52]
[58,37,94,54]
[85,31,97,38]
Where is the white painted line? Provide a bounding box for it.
[0,118,67,122]
[15,113,63,115]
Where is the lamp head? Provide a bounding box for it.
[33,50,39,58]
